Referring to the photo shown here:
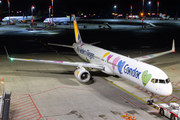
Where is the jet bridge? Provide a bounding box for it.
[0,78,4,119]
[0,78,12,120]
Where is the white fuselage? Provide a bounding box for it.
[43,17,80,24]
[73,42,172,96]
[43,17,72,24]
[2,16,39,23]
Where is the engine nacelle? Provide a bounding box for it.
[74,67,91,83]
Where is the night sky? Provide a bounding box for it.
[0,0,180,17]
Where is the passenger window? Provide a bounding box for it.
[159,79,165,84]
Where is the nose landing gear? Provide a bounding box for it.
[147,92,155,105]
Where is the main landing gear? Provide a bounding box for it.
[147,92,155,105]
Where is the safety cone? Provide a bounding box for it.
[129,115,132,120]
[132,114,136,120]
[173,67,175,70]
[0,78,4,84]
[126,112,129,120]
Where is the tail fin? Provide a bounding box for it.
[72,14,83,43]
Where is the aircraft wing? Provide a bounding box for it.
[9,57,104,70]
[134,40,175,61]
[4,46,104,70]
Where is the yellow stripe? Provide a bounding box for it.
[25,59,31,60]
[100,77,147,103]
[74,22,78,40]
[76,71,79,77]
[103,52,110,58]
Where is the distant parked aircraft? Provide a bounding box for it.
[159,13,170,20]
[43,16,80,25]
[2,11,42,23]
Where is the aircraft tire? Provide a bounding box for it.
[147,100,152,105]
[159,108,164,116]
[170,114,175,120]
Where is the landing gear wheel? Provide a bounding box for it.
[147,100,152,105]
[159,108,164,116]
[170,114,175,120]
[147,99,154,105]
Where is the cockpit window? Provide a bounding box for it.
[159,79,166,83]
[151,79,158,83]
[151,78,171,84]
[166,78,171,83]
[151,79,155,83]
[155,79,159,83]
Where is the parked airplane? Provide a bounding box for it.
[159,13,170,20]
[5,15,175,105]
[43,16,80,25]
[2,11,42,23]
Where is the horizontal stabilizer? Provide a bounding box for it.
[89,41,101,45]
[48,43,74,48]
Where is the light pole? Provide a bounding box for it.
[49,6,51,24]
[157,1,159,17]
[7,0,10,24]
[149,1,151,16]
[114,5,117,18]
[51,0,54,25]
[31,5,35,24]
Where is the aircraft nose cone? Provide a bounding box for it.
[162,83,172,96]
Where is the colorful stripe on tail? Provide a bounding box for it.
[72,14,82,43]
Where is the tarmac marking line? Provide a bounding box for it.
[135,84,180,103]
[10,104,34,111]
[10,109,37,118]
[26,114,41,120]
[10,99,32,107]
[10,106,34,114]
[175,81,180,86]
[10,94,42,120]
[28,94,43,120]
[31,86,62,96]
[11,94,30,101]
[100,77,147,104]
[15,111,38,120]
[161,96,169,101]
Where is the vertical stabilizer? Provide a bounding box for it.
[72,14,83,43]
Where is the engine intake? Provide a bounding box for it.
[74,67,91,82]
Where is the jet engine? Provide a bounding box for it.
[74,67,91,83]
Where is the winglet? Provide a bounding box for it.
[4,46,10,59]
[172,39,175,52]
[4,46,14,61]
